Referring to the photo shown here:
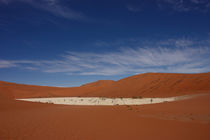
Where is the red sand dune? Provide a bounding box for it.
[0,72,210,140]
[0,72,210,99]
[0,80,115,99]
[93,72,210,97]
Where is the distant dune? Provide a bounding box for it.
[0,72,210,99]
[93,72,210,97]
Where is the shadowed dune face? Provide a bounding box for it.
[0,72,210,99]
[80,80,115,88]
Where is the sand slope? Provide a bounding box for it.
[0,94,210,140]
[93,72,210,97]
[0,80,114,99]
[1,72,210,99]
[1,72,210,140]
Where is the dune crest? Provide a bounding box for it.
[0,72,210,99]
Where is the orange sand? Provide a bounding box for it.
[0,94,210,140]
[1,72,210,99]
[0,72,210,140]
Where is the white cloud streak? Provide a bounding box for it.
[126,0,210,13]
[0,39,210,75]
[0,60,17,68]
[0,0,86,20]
[158,0,210,12]
[127,5,142,12]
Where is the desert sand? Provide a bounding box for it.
[1,72,210,99]
[0,72,210,140]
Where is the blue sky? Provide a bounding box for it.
[0,0,210,87]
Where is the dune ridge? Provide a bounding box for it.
[0,72,210,99]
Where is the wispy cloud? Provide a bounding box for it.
[157,0,210,12]
[0,60,17,68]
[126,0,210,13]
[0,0,86,20]
[0,39,210,75]
[127,5,142,12]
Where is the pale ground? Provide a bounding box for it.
[16,95,195,106]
